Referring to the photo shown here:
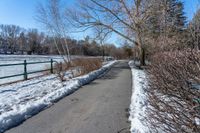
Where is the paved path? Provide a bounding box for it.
[6,61,132,133]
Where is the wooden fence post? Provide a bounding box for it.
[60,62,62,72]
[50,59,53,74]
[24,60,28,80]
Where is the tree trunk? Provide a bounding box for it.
[102,45,105,61]
[140,47,146,66]
[137,35,146,66]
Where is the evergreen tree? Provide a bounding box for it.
[143,0,186,54]
[187,9,200,49]
[167,0,186,35]
[146,0,186,38]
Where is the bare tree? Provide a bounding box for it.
[0,25,21,54]
[27,29,39,54]
[93,26,111,60]
[36,0,71,63]
[66,0,154,66]
[18,31,27,54]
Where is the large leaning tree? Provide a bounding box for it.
[66,0,154,66]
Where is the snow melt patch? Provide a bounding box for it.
[129,61,149,133]
[0,61,116,133]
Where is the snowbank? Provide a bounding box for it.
[0,60,116,132]
[128,61,149,133]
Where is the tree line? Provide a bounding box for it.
[0,24,132,58]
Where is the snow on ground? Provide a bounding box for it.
[128,61,149,133]
[129,61,200,132]
[0,60,116,133]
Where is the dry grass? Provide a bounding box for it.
[71,58,102,75]
[54,58,102,81]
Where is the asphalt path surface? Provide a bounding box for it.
[6,61,132,133]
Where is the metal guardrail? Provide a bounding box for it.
[0,59,55,81]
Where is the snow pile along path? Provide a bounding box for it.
[0,61,116,133]
[129,61,149,133]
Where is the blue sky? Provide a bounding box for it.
[0,0,199,43]
[0,0,75,29]
[182,0,199,20]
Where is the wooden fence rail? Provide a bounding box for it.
[0,59,55,81]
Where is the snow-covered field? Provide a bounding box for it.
[0,60,116,132]
[128,61,149,133]
[0,55,64,85]
[0,55,88,85]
